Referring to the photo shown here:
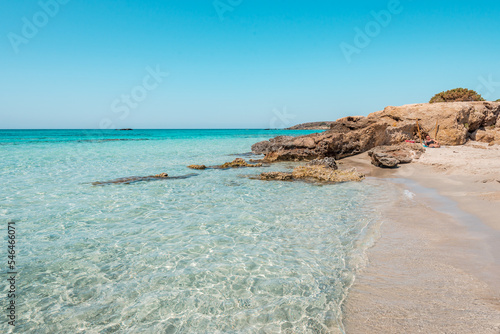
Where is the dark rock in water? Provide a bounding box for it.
[260,172,294,181]
[306,157,338,170]
[187,165,207,170]
[92,173,197,186]
[227,152,255,157]
[368,144,425,168]
[117,128,133,131]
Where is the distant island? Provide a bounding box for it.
[286,121,335,130]
[116,128,133,131]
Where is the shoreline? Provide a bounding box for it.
[341,147,500,333]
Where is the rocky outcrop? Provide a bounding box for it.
[368,144,425,168]
[252,102,500,162]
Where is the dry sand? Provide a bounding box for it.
[341,142,500,333]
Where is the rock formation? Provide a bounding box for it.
[252,102,500,162]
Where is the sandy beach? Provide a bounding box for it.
[342,142,500,333]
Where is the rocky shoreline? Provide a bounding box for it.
[252,102,500,167]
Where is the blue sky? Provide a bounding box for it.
[1,0,499,129]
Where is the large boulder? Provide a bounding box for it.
[253,102,500,162]
[368,144,426,168]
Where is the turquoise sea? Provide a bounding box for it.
[0,130,390,333]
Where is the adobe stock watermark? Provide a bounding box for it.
[475,74,500,101]
[269,107,296,129]
[340,0,409,64]
[213,0,243,21]
[100,65,169,130]
[7,0,71,54]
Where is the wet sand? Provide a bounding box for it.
[341,146,500,333]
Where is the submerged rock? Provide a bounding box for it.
[368,144,425,168]
[187,165,207,170]
[92,173,197,186]
[260,172,294,181]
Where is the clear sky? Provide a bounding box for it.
[1,0,499,129]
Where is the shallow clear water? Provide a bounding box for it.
[1,130,386,333]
